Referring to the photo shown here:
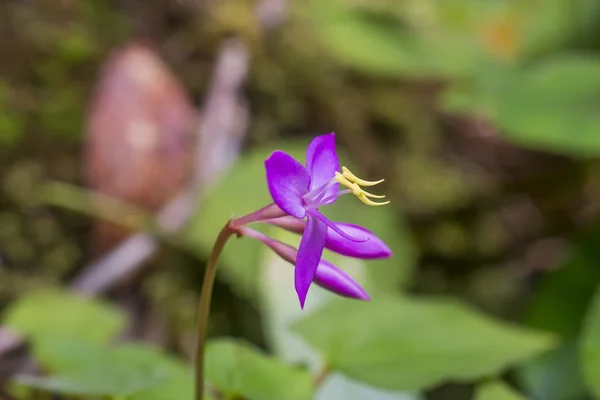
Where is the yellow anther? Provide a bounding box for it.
[358,195,390,207]
[334,167,390,207]
[341,166,384,186]
[359,188,386,199]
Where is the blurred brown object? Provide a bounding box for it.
[84,42,197,256]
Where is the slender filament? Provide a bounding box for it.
[334,167,390,206]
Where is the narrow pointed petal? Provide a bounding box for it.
[314,259,370,300]
[265,151,310,218]
[238,226,369,301]
[266,217,392,260]
[325,223,392,259]
[295,214,327,308]
[305,133,339,202]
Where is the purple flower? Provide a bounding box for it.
[263,133,391,308]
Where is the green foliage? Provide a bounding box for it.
[15,340,170,396]
[474,381,526,400]
[580,285,600,397]
[292,297,556,391]
[15,340,194,399]
[0,82,25,145]
[3,289,125,345]
[306,0,489,78]
[495,56,600,156]
[3,291,195,399]
[206,338,314,400]
[518,230,600,400]
[444,55,600,157]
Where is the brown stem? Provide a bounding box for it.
[195,221,235,400]
[314,365,331,388]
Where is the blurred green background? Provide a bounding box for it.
[2,0,600,399]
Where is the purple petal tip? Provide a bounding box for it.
[297,288,307,309]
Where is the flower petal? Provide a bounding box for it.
[266,216,392,259]
[305,133,339,201]
[314,259,370,300]
[295,214,327,308]
[238,225,369,301]
[265,150,310,218]
[325,223,392,259]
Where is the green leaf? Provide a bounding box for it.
[128,348,195,400]
[517,341,584,400]
[495,56,600,156]
[317,374,421,400]
[15,339,171,396]
[474,381,526,400]
[517,230,600,400]
[292,297,556,391]
[2,289,125,345]
[205,338,314,400]
[580,284,600,397]
[307,0,486,78]
[309,1,426,76]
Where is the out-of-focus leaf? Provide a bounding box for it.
[518,230,600,400]
[205,338,314,400]
[580,284,600,397]
[292,297,556,391]
[306,0,487,78]
[317,374,421,400]
[440,59,514,117]
[15,339,171,396]
[2,289,125,345]
[308,0,427,76]
[0,82,25,145]
[127,348,195,400]
[516,0,575,58]
[495,56,600,156]
[518,341,584,400]
[474,381,526,400]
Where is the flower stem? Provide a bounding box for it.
[314,364,332,388]
[195,221,235,400]
[194,205,285,399]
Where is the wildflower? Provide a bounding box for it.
[259,133,391,307]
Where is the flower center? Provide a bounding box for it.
[334,166,389,206]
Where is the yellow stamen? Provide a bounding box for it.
[341,166,384,186]
[334,167,390,207]
[359,195,390,207]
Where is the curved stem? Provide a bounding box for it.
[195,221,235,400]
[314,364,331,387]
